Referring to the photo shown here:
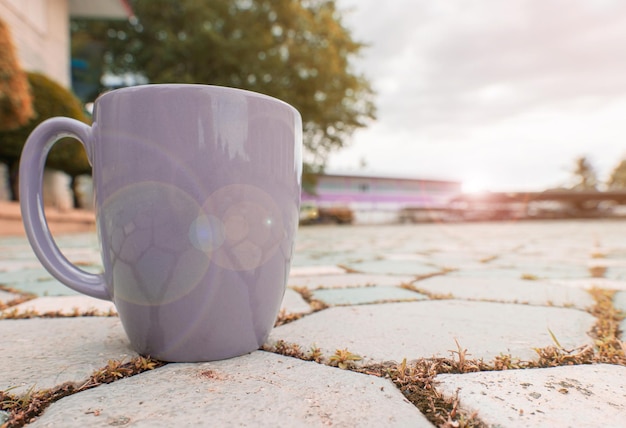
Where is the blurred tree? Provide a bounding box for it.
[571,156,598,191]
[71,0,375,171]
[0,18,33,131]
[607,159,626,190]
[0,72,91,198]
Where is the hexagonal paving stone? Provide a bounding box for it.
[289,265,347,276]
[0,289,19,303]
[268,300,595,364]
[342,260,442,276]
[288,273,415,289]
[30,352,433,427]
[3,296,116,316]
[280,288,312,315]
[0,318,134,395]
[416,276,593,309]
[434,364,626,428]
[312,286,427,306]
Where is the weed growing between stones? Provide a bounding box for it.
[0,286,35,311]
[0,356,164,428]
[273,286,332,327]
[378,358,487,428]
[328,348,362,369]
[290,286,329,312]
[273,309,304,327]
[400,282,453,300]
[588,265,607,278]
[0,307,117,320]
[337,264,361,274]
[587,287,626,364]
[262,339,325,363]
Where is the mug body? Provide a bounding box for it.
[92,85,302,361]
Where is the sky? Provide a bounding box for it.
[328,0,626,192]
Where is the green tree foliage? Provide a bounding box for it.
[0,18,33,131]
[0,72,91,177]
[571,156,598,191]
[72,0,376,169]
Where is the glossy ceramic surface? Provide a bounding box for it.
[19,84,302,362]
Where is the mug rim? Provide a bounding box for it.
[95,83,300,114]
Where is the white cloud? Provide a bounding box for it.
[332,0,626,190]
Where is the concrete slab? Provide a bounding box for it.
[548,278,626,291]
[312,286,427,306]
[342,260,442,276]
[0,268,53,285]
[435,364,626,428]
[288,273,415,289]
[449,268,542,280]
[268,300,595,364]
[0,318,134,395]
[614,291,626,337]
[3,279,81,297]
[416,276,594,309]
[0,260,42,273]
[0,289,19,303]
[280,288,312,315]
[3,296,116,316]
[614,290,626,309]
[30,352,433,428]
[450,265,591,280]
[289,265,347,277]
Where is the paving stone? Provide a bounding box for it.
[268,300,595,364]
[416,276,594,309]
[343,260,442,276]
[288,273,415,289]
[280,288,312,315]
[614,291,626,336]
[4,279,81,297]
[0,260,42,273]
[0,289,19,303]
[585,258,626,268]
[0,318,134,395]
[291,253,370,267]
[435,364,626,428]
[614,290,626,312]
[3,296,116,316]
[30,352,433,428]
[548,278,626,291]
[602,267,626,280]
[450,265,592,280]
[449,267,540,279]
[419,251,487,270]
[312,286,427,306]
[0,268,53,286]
[289,265,347,277]
[383,253,432,262]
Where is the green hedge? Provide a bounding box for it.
[0,72,91,176]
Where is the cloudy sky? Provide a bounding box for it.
[328,0,626,192]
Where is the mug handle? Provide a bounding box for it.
[19,117,110,301]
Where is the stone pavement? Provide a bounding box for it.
[1,220,626,427]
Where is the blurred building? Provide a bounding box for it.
[302,173,462,224]
[0,0,132,88]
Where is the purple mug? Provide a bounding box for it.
[19,84,302,362]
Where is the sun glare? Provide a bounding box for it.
[462,179,489,194]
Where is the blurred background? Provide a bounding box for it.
[3,0,626,226]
